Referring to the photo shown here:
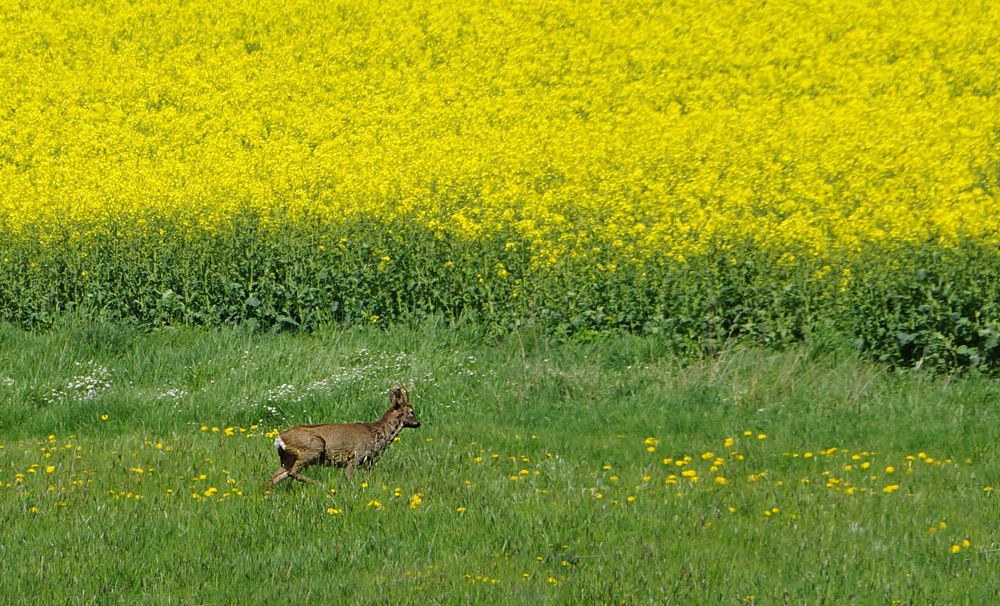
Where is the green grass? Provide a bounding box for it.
[1,320,999,604]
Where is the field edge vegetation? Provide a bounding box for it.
[2,217,999,373]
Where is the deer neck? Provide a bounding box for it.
[371,407,406,452]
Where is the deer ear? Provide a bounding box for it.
[389,388,402,408]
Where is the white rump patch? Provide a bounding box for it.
[275,436,286,452]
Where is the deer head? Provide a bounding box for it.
[390,382,421,428]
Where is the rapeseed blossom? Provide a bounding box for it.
[0,0,997,266]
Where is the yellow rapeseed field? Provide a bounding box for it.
[1,0,998,263]
[2,0,1000,368]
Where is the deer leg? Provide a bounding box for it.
[286,458,323,486]
[266,467,290,490]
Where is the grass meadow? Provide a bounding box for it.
[2,321,999,604]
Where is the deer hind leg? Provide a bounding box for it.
[266,446,302,490]
[267,450,320,490]
[266,455,300,490]
[286,456,325,486]
[266,467,290,490]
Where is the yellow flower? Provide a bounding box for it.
[45,466,55,473]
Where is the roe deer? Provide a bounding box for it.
[265,383,420,490]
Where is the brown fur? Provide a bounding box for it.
[265,385,420,490]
